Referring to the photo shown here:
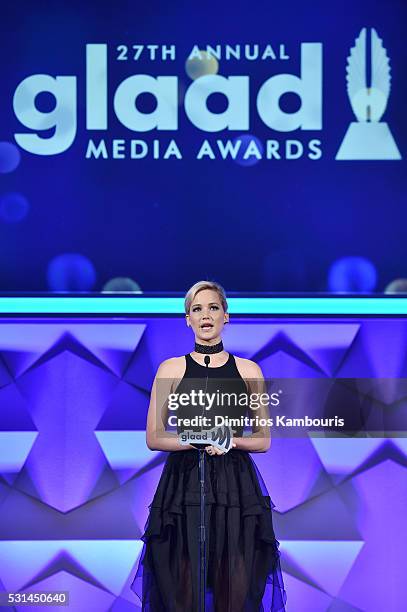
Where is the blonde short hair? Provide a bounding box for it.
[184,281,228,314]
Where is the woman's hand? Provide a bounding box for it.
[205,441,236,455]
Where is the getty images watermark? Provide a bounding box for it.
[166,386,344,432]
[154,377,407,440]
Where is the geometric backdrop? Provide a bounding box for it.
[0,316,406,611]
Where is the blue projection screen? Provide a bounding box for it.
[0,0,406,291]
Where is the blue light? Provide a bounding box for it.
[0,193,30,223]
[0,142,21,173]
[328,257,377,293]
[47,254,97,292]
[102,277,142,292]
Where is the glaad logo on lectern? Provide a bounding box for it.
[336,27,401,160]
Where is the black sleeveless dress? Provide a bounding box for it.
[131,353,287,611]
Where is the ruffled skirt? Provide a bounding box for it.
[131,449,287,611]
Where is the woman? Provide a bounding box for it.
[131,281,287,611]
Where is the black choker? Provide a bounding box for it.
[194,341,224,354]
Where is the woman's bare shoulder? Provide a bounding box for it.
[234,355,264,378]
[156,356,186,378]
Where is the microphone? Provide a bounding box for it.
[194,356,210,448]
[202,355,210,420]
[199,357,210,610]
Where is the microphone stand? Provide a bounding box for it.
[199,354,210,612]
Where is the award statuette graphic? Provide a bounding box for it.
[336,27,401,160]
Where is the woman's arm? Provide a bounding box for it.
[234,360,271,453]
[146,359,195,452]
